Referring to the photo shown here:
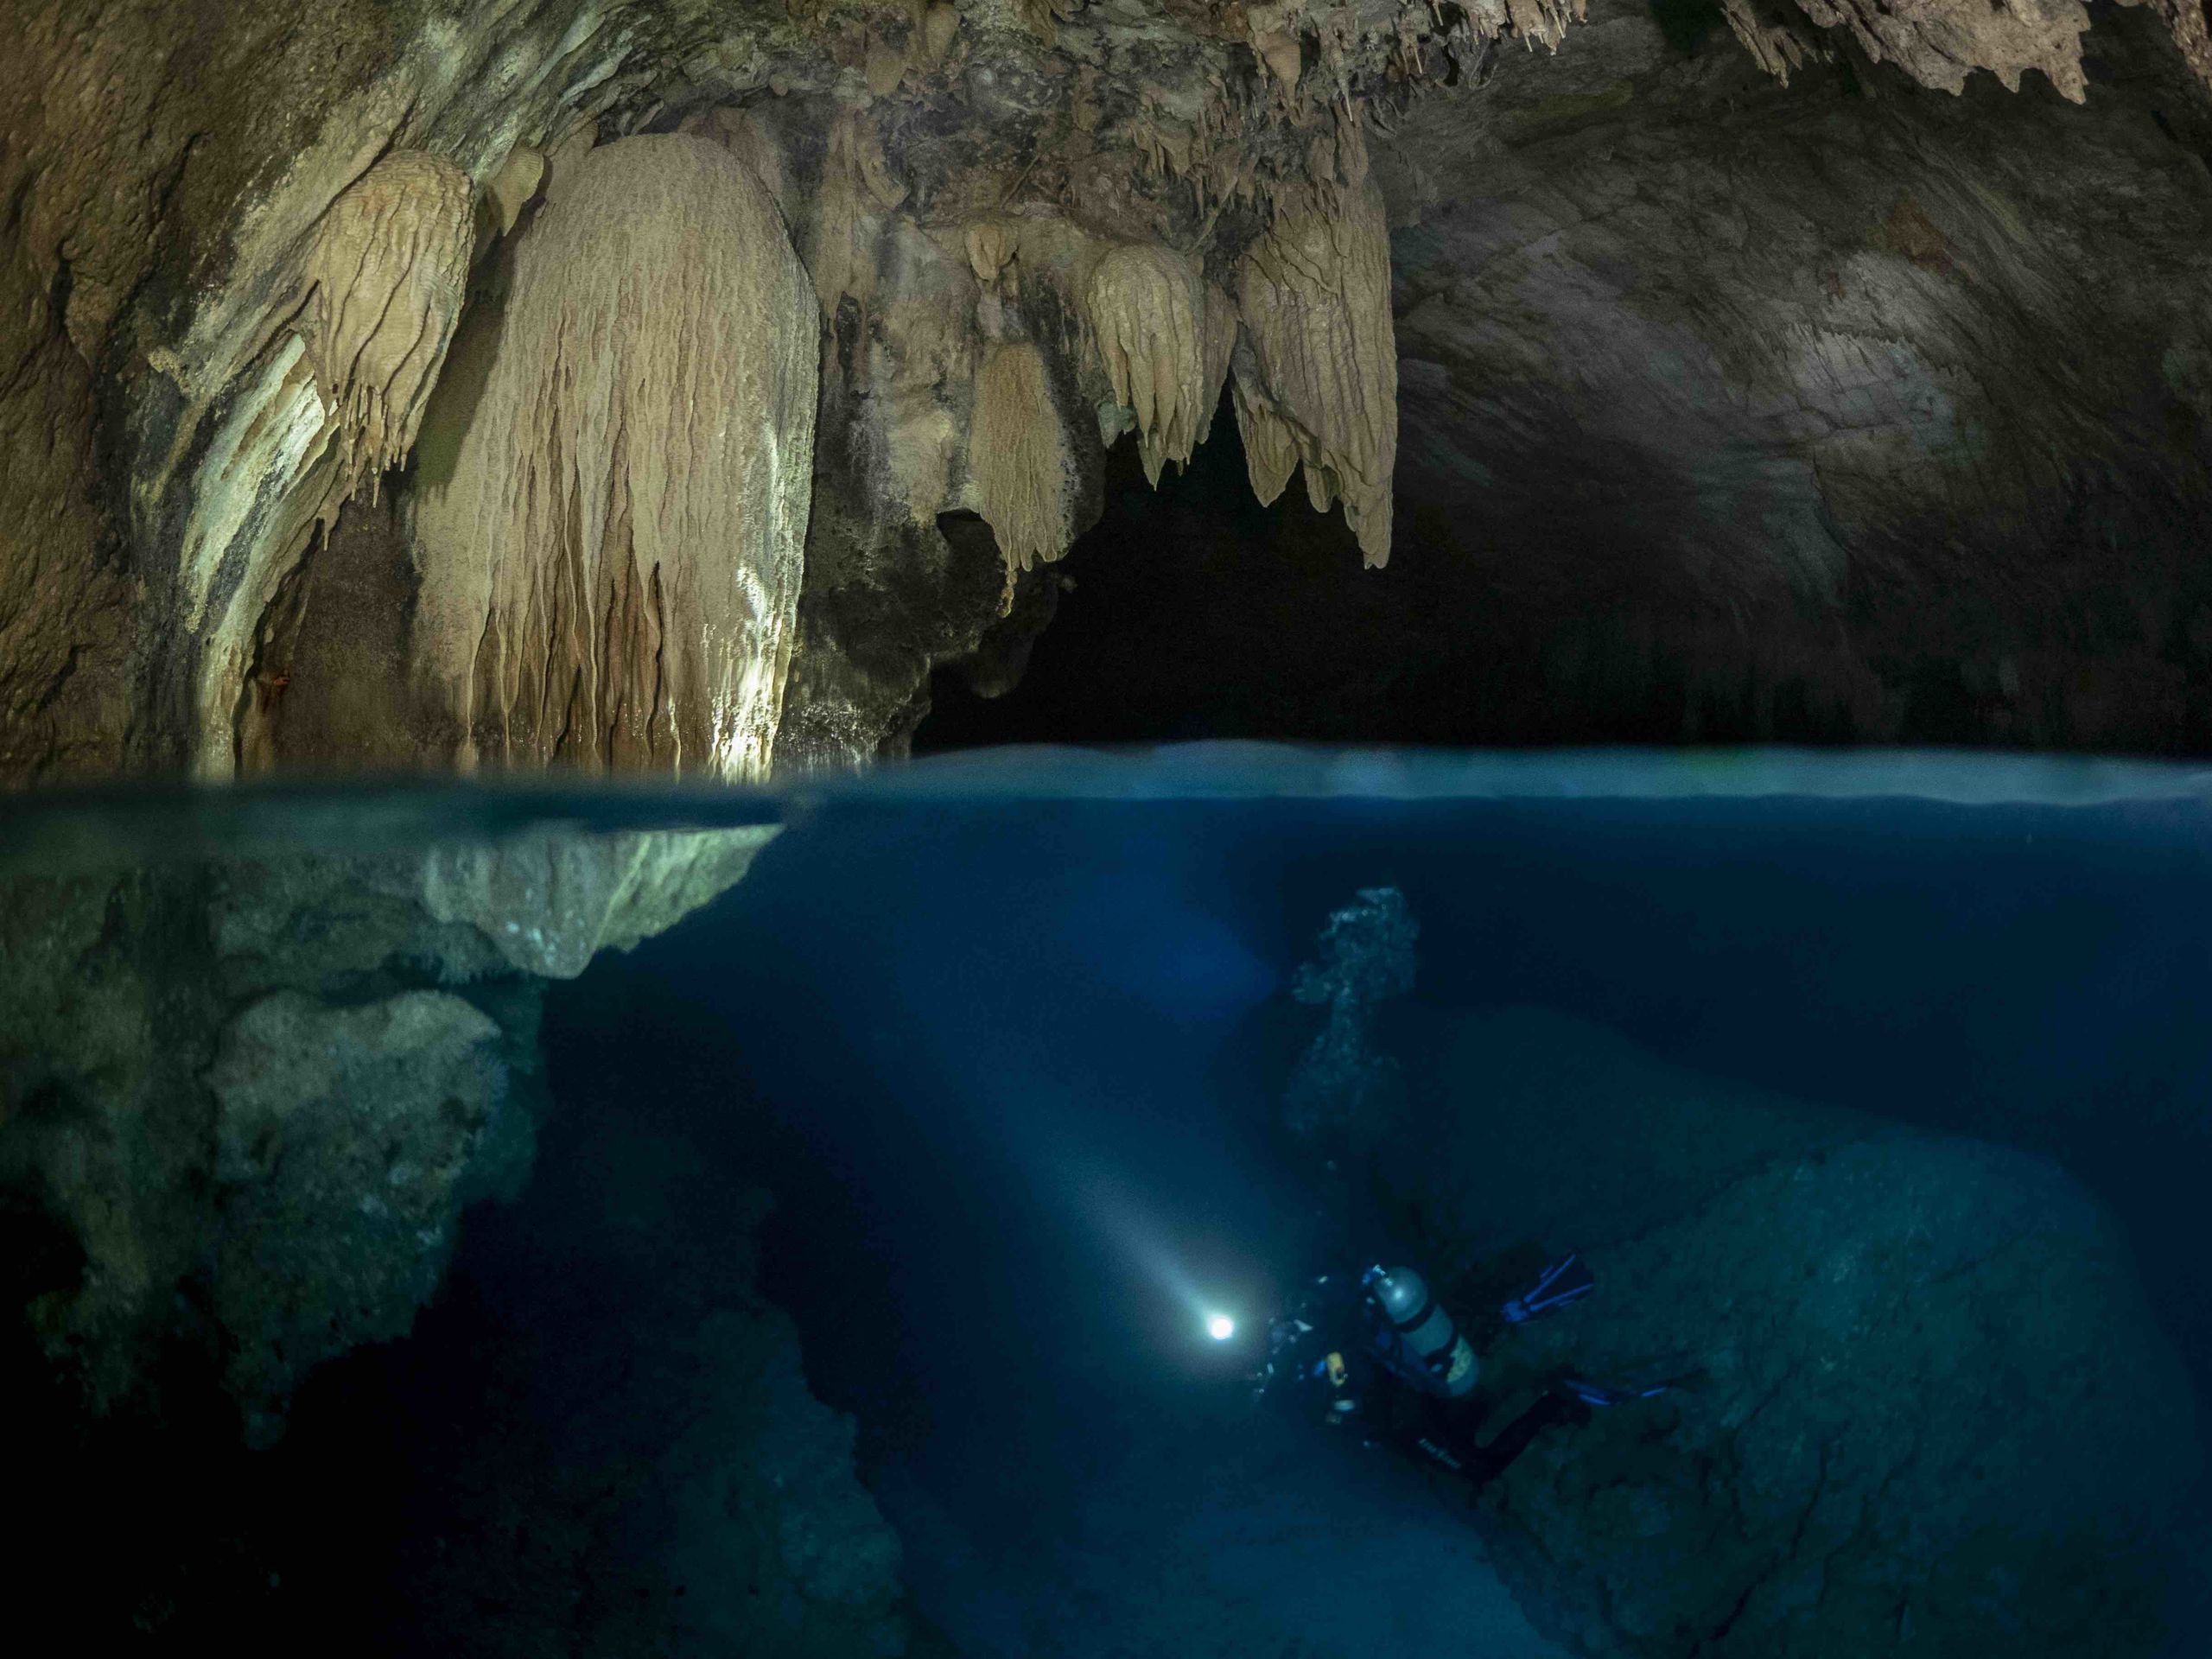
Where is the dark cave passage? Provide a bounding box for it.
[915,408,1759,754]
[913,410,1878,756]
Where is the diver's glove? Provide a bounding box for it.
[1501,1255,1595,1325]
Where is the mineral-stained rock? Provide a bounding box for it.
[1380,1008,2200,1659]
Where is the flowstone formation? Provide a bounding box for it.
[1376,1007,2202,1659]
[4,0,1429,781]
[412,133,817,775]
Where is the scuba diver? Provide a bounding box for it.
[1255,1256,1666,1493]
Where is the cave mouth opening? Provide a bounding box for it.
[911,398,1870,757]
[917,406,1433,754]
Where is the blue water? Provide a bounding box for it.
[10,745,2212,1655]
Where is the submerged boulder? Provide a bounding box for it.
[1385,1007,2200,1658]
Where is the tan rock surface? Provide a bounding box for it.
[412,135,817,779]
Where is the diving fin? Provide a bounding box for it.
[1501,1255,1595,1325]
[1557,1357,1704,1408]
[1558,1375,1672,1409]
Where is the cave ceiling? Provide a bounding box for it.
[5,0,2212,778]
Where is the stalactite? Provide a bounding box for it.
[1726,0,2092,99]
[1197,280,1237,449]
[294,150,474,512]
[971,339,1077,596]
[967,220,1019,285]
[1233,174,1398,568]
[1086,244,1225,486]
[410,134,817,779]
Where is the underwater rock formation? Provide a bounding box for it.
[350,1114,913,1657]
[1381,1007,2200,1658]
[0,825,775,1433]
[414,825,782,978]
[665,1308,912,1656]
[1282,886,1419,1144]
[207,988,521,1446]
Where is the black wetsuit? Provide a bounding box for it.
[1261,1274,1586,1491]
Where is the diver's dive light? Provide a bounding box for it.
[1206,1313,1236,1341]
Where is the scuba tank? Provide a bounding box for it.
[1363,1265,1479,1398]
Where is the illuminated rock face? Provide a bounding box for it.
[410,134,817,779]
[8,0,2212,779]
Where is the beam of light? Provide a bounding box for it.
[882,992,1267,1353]
[1065,1166,1249,1348]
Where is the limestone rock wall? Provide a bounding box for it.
[1,0,1484,782]
[1370,0,2212,750]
